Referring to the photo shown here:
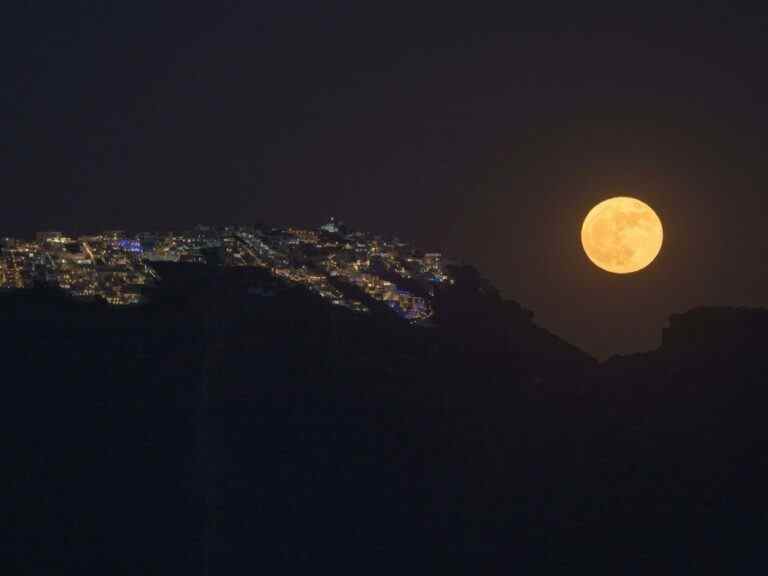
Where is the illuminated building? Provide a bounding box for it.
[320,218,340,234]
[36,231,70,244]
[117,239,142,253]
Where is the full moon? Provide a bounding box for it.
[581,196,663,274]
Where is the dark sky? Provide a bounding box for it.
[4,2,768,357]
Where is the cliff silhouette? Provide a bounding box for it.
[5,265,767,573]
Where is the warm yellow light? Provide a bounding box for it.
[581,196,663,274]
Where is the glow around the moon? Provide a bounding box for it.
[581,196,663,274]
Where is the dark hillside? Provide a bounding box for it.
[5,270,767,573]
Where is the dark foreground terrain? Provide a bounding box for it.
[6,265,768,573]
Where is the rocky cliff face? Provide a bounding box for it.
[661,306,768,356]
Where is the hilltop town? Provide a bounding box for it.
[0,219,452,320]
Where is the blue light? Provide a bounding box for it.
[117,239,142,253]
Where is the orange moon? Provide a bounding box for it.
[581,197,663,274]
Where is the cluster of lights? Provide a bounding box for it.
[0,221,454,320]
[0,232,155,305]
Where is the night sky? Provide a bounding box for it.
[4,3,768,357]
